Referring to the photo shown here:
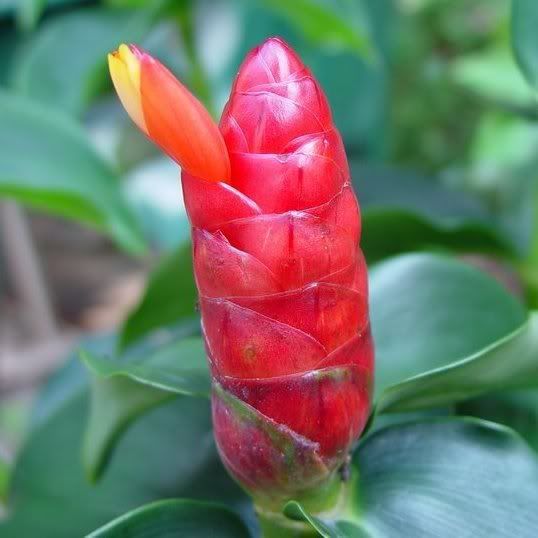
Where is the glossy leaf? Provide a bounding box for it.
[81,337,209,481]
[82,338,208,397]
[0,359,248,537]
[0,91,145,254]
[353,164,515,261]
[512,0,538,91]
[287,419,538,537]
[355,164,493,219]
[377,313,538,414]
[11,6,162,115]
[370,254,532,412]
[262,0,373,59]
[88,499,251,538]
[371,254,527,391]
[119,243,197,349]
[361,208,509,263]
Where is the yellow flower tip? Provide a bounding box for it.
[108,44,147,134]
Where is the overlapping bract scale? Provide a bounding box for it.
[181,37,373,500]
[220,366,368,459]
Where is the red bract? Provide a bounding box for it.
[109,37,374,510]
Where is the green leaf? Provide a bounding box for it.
[361,208,510,264]
[355,164,493,220]
[87,499,251,538]
[450,47,533,108]
[119,243,197,349]
[262,0,374,60]
[377,312,538,414]
[0,91,145,254]
[0,361,248,537]
[470,112,538,184]
[82,338,209,397]
[459,389,538,452]
[286,418,538,537]
[30,334,115,430]
[371,254,527,392]
[512,0,538,91]
[370,254,531,412]
[353,164,516,261]
[124,157,191,250]
[11,6,162,115]
[81,337,209,481]
[81,377,173,483]
[15,0,45,31]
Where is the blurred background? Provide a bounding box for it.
[0,0,537,516]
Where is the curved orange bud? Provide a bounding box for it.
[108,44,230,182]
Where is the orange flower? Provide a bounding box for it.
[108,44,230,182]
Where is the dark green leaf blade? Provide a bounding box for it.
[0,379,248,537]
[81,337,209,481]
[81,337,209,397]
[354,164,516,261]
[361,208,510,264]
[82,375,174,483]
[377,314,538,414]
[356,165,492,220]
[87,499,251,538]
[0,91,145,254]
[371,253,527,396]
[119,244,197,349]
[287,419,538,537]
[512,0,538,91]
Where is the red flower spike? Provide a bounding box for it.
[109,36,374,511]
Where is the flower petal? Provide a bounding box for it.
[108,44,147,133]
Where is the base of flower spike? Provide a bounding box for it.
[255,467,357,538]
[212,382,362,515]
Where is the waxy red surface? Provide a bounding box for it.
[182,38,374,497]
